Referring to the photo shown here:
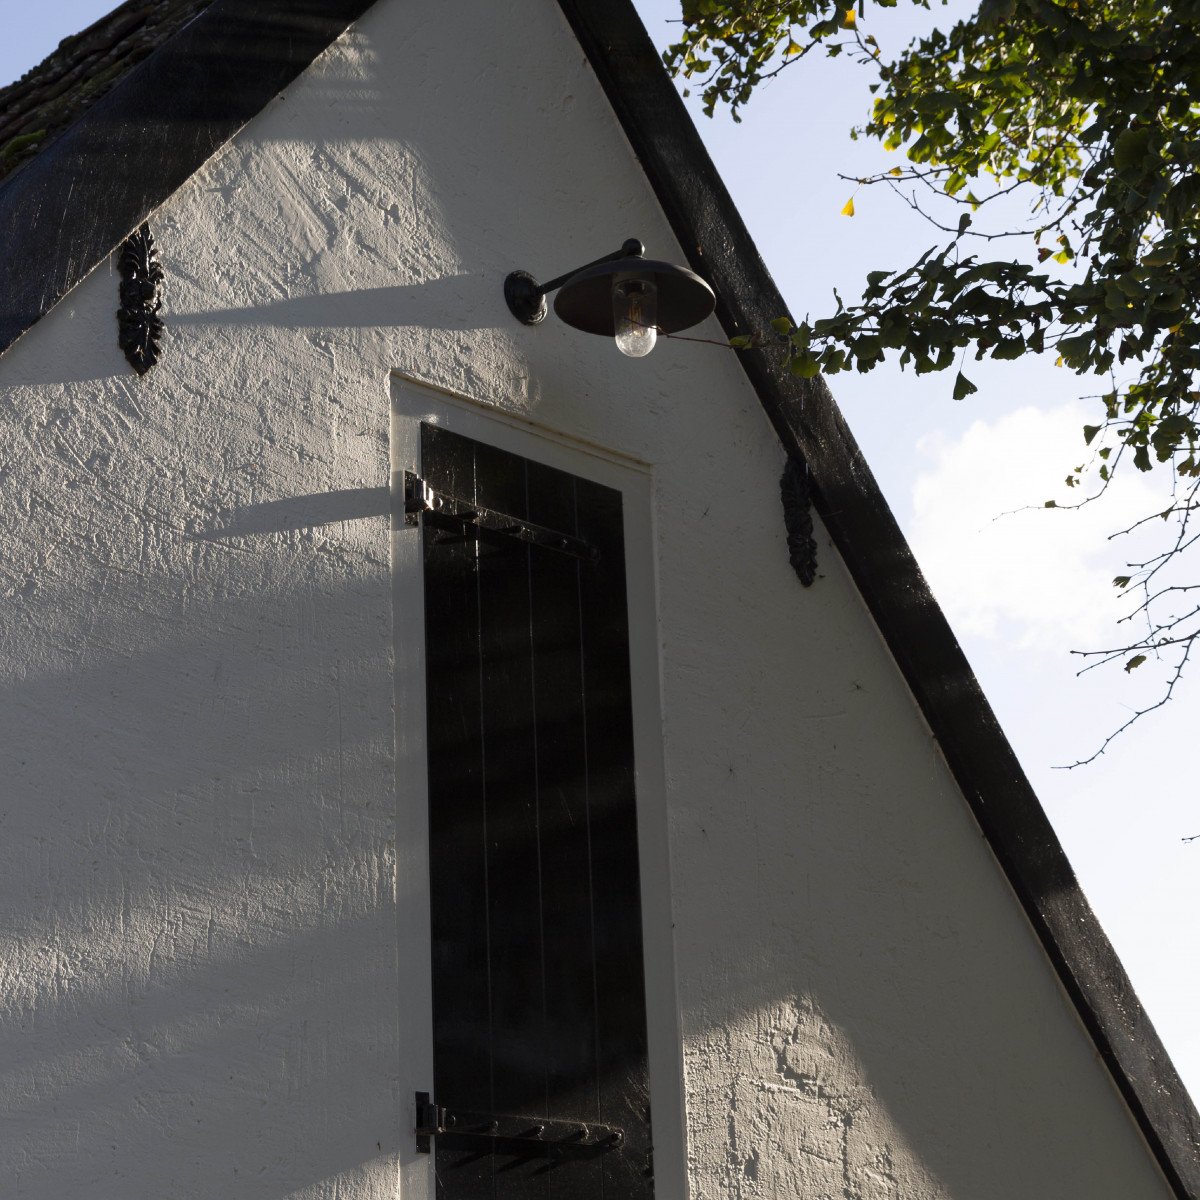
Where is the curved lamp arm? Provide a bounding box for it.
[504,239,644,326]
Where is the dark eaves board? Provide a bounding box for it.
[0,0,1195,1194]
[0,0,379,354]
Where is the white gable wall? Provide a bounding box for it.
[0,0,1173,1197]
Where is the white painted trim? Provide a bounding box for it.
[390,375,687,1199]
[391,400,437,1200]
[389,369,656,470]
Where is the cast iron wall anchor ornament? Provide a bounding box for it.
[505,237,715,358]
[780,455,817,587]
[117,222,164,376]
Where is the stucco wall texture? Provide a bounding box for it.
[0,0,1174,1197]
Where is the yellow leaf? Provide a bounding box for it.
[843,7,856,26]
[888,166,902,176]
[1055,355,1064,367]
[841,197,856,217]
[784,39,802,57]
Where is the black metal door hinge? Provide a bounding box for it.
[414,1091,623,1159]
[404,473,600,563]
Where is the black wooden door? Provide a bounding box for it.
[420,424,653,1198]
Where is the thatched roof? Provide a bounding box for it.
[0,0,212,186]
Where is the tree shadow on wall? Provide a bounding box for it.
[0,482,1176,1200]
[0,497,400,1199]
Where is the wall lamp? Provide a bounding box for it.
[504,238,716,358]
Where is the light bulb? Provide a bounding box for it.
[612,278,658,358]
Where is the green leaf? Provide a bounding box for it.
[789,353,821,378]
[952,371,978,400]
[728,334,754,349]
[1124,654,1147,673]
[820,347,847,373]
[1082,424,1102,445]
[990,336,1025,360]
[1113,126,1153,172]
[1143,245,1175,268]
[770,316,794,335]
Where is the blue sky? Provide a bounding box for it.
[1,2,116,88]
[5,0,1198,1104]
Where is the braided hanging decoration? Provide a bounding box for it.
[780,455,817,587]
[117,223,164,376]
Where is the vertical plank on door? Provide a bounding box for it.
[423,425,494,1199]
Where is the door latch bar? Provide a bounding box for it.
[414,1091,623,1159]
[404,473,600,563]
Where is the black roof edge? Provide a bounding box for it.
[0,0,378,357]
[555,1,1200,1194]
[0,0,1195,1190]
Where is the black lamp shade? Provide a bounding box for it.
[553,256,716,336]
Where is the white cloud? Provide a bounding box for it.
[908,403,1162,651]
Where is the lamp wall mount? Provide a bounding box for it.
[504,237,716,357]
[504,239,644,326]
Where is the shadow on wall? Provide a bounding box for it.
[0,482,648,1198]
[197,487,390,537]
[0,481,1150,1200]
[0,274,491,390]
[0,492,399,1199]
[170,277,488,332]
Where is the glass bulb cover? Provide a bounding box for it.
[613,278,658,358]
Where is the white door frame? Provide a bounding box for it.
[390,372,687,1199]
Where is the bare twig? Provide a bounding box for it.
[1059,637,1195,767]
